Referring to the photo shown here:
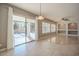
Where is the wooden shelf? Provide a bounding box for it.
[68,29,78,31]
[68,34,79,36]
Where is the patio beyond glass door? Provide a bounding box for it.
[13,15,26,46]
[13,15,36,46]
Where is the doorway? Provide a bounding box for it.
[13,15,26,46]
[13,15,36,46]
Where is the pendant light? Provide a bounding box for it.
[36,3,44,20]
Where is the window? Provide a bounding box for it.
[46,23,50,33]
[42,22,50,33]
[30,23,35,33]
[51,24,56,32]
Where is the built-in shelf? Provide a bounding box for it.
[68,34,79,36]
[58,23,79,36]
[58,29,66,31]
[68,29,78,31]
[58,30,78,36]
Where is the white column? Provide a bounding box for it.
[27,22,30,37]
[7,7,14,49]
[66,23,68,36]
[56,23,58,34]
[35,19,38,40]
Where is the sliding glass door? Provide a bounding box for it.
[13,15,26,46]
[13,15,36,46]
[26,19,35,42]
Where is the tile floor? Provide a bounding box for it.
[0,34,79,56]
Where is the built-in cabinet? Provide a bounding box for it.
[58,23,79,36]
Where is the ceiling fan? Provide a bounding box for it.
[62,18,69,21]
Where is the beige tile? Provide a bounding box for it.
[1,34,79,56]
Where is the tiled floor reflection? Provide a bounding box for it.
[1,34,79,56]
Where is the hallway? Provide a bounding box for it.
[1,34,79,56]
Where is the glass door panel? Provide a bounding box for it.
[13,15,26,46]
[13,15,36,45]
[26,19,35,42]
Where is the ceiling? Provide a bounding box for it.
[10,3,79,22]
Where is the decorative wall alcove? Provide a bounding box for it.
[58,22,79,36]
